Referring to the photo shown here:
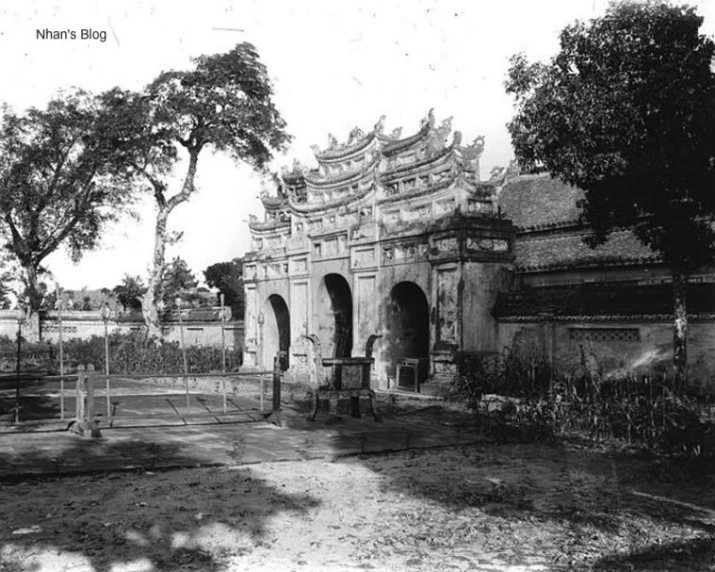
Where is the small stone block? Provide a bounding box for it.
[68,420,102,439]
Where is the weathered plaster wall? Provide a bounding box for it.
[461,262,510,354]
[497,320,715,390]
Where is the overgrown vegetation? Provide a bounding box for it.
[0,332,242,375]
[451,346,715,458]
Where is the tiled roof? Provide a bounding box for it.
[381,124,430,156]
[515,230,659,271]
[499,174,583,229]
[495,282,715,318]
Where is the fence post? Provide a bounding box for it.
[70,364,101,439]
[86,364,95,423]
[273,353,282,413]
[57,293,65,420]
[75,365,85,420]
[262,352,282,427]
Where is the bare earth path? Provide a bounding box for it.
[2,434,715,572]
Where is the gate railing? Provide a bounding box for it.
[5,365,282,427]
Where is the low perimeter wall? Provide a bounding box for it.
[497,318,715,392]
[0,311,244,350]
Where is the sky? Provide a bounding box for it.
[1,0,714,291]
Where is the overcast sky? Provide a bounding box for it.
[1,0,714,290]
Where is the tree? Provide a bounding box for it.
[102,43,290,338]
[113,274,147,312]
[204,258,244,319]
[0,90,140,317]
[506,1,715,388]
[160,256,198,308]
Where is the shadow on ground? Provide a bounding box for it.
[0,436,320,572]
[0,375,60,422]
[292,392,715,569]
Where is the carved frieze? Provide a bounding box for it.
[434,237,458,252]
[436,268,459,345]
[467,200,494,215]
[466,238,509,253]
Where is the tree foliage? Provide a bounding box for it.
[0,90,140,311]
[102,42,290,338]
[112,274,147,312]
[506,1,715,385]
[506,1,715,268]
[160,257,198,308]
[204,258,244,319]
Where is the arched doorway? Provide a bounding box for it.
[262,294,290,370]
[317,274,353,358]
[388,281,430,385]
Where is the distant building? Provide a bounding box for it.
[244,112,715,389]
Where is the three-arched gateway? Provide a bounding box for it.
[261,294,290,371]
[317,273,353,358]
[242,110,514,388]
[386,282,430,384]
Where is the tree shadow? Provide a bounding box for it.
[0,375,61,423]
[288,393,715,568]
[0,434,321,572]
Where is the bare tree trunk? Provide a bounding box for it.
[672,268,688,392]
[142,207,169,340]
[141,150,200,341]
[20,263,42,342]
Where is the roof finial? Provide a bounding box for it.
[374,115,386,134]
[420,108,436,129]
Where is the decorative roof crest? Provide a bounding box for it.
[389,126,403,139]
[373,115,386,134]
[347,126,365,145]
[420,108,436,129]
[436,116,453,141]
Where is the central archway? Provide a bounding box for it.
[262,294,290,370]
[387,281,430,385]
[318,273,353,358]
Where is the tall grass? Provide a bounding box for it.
[451,345,715,458]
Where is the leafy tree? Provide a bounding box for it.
[102,43,290,338]
[112,274,147,312]
[204,258,244,319]
[506,1,715,388]
[160,256,198,308]
[0,90,140,318]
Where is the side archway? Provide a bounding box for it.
[261,294,290,370]
[386,281,430,383]
[316,273,353,358]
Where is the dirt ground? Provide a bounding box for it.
[2,411,715,571]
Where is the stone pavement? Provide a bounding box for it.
[0,404,485,479]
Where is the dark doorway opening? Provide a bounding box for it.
[265,294,290,370]
[389,281,430,386]
[323,274,353,358]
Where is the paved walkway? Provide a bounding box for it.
[0,404,485,479]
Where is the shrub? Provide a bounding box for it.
[48,331,242,375]
[451,345,715,458]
